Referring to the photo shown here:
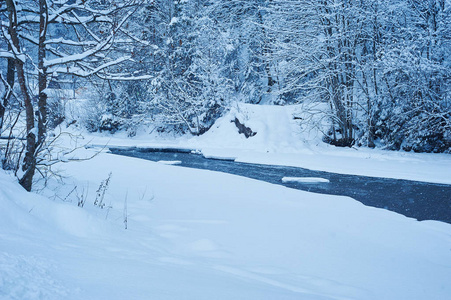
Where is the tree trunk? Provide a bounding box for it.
[258,9,276,95]
[37,0,48,148]
[0,43,16,132]
[6,0,36,191]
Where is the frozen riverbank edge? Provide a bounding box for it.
[83,103,451,185]
[88,142,451,185]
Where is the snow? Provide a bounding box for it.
[0,50,18,60]
[282,177,330,183]
[1,103,450,299]
[169,17,179,26]
[157,160,182,165]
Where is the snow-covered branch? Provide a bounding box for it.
[44,33,115,68]
[44,37,98,47]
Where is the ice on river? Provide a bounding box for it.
[282,177,330,183]
[157,160,182,165]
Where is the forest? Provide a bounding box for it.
[1,0,450,191]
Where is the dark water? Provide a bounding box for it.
[110,148,451,224]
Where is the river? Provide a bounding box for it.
[110,148,451,224]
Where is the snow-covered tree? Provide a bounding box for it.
[267,0,368,145]
[210,0,277,104]
[0,0,149,190]
[267,0,450,150]
[373,0,451,152]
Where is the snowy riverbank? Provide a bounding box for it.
[85,103,451,184]
[1,103,450,300]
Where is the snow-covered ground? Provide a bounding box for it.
[1,103,450,299]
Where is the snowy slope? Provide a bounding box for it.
[1,149,451,300]
[188,103,451,184]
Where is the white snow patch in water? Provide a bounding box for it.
[282,177,330,183]
[157,160,182,165]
